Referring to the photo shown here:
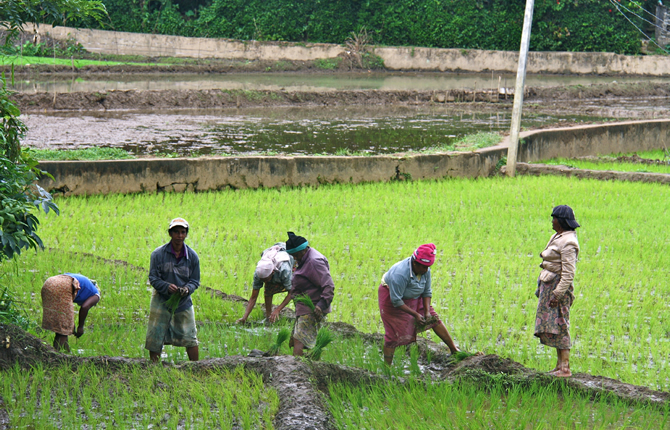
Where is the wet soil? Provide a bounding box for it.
[575,154,670,165]
[512,162,670,185]
[12,82,670,115]
[0,395,9,430]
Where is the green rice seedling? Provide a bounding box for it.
[267,327,291,355]
[413,314,439,330]
[308,328,334,361]
[451,351,477,362]
[164,293,181,315]
[5,175,670,392]
[293,294,316,311]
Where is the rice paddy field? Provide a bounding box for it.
[3,174,670,428]
[541,149,670,173]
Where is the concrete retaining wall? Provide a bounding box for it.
[37,120,670,196]
[24,24,670,76]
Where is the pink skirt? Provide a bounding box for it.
[378,284,440,348]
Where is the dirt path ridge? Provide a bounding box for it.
[512,162,670,184]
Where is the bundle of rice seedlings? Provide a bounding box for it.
[308,328,333,361]
[414,315,439,330]
[165,293,182,316]
[451,351,477,363]
[293,294,316,312]
[267,328,291,356]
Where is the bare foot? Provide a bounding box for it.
[552,369,572,377]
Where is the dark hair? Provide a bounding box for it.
[555,217,574,231]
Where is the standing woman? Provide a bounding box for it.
[535,205,580,377]
[285,232,335,357]
[237,242,295,324]
[378,244,460,365]
[41,273,101,352]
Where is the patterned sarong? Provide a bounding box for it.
[291,313,324,349]
[145,293,198,352]
[41,275,80,335]
[534,275,573,349]
[378,284,441,348]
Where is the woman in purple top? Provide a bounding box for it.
[285,232,335,356]
[41,273,100,352]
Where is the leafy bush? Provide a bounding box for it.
[79,0,655,54]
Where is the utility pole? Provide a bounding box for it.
[506,0,535,177]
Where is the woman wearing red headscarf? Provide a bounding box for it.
[378,244,460,365]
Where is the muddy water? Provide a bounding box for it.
[11,72,670,94]
[21,106,602,155]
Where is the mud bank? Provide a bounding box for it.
[12,83,670,114]
[511,162,670,184]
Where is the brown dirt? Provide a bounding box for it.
[575,154,670,165]
[513,162,670,184]
[12,82,670,119]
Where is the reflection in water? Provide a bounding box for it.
[21,106,602,156]
[10,72,669,94]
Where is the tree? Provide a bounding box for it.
[0,0,106,262]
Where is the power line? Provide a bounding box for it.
[608,0,670,54]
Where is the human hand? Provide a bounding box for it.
[74,326,85,338]
[168,284,179,294]
[415,313,426,325]
[236,317,247,324]
[425,311,431,321]
[179,286,189,297]
[269,310,281,323]
[314,306,324,322]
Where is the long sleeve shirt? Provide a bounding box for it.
[539,231,580,299]
[149,242,200,313]
[381,257,432,307]
[291,248,335,317]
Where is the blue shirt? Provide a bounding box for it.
[381,257,432,307]
[66,273,100,306]
[149,242,200,313]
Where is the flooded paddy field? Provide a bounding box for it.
[21,106,601,156]
[10,71,670,94]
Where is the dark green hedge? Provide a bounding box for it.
[76,0,656,54]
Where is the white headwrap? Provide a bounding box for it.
[254,245,291,279]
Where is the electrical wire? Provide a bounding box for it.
[610,0,664,31]
[608,0,670,53]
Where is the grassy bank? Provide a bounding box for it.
[3,176,670,391]
[540,149,670,174]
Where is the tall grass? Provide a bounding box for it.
[1,363,279,428]
[328,379,670,429]
[3,176,670,390]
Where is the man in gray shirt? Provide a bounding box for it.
[145,217,200,362]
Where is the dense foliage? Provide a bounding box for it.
[0,0,106,263]
[80,0,656,54]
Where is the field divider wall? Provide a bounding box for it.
[20,23,670,76]
[37,119,670,196]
